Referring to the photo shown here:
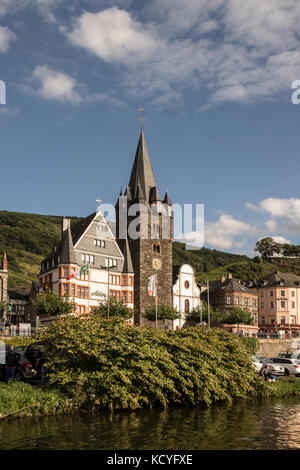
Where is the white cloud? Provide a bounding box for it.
[62,2,300,109]
[66,8,158,65]
[179,213,254,250]
[32,66,82,102]
[248,197,300,235]
[272,236,291,244]
[0,0,61,21]
[260,197,300,220]
[204,214,254,249]
[0,25,16,52]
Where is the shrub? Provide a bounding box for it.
[37,315,261,410]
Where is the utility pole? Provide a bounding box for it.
[207,280,210,328]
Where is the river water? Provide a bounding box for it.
[1,398,300,450]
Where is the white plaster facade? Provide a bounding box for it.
[172,264,201,329]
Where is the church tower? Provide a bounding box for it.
[116,130,173,325]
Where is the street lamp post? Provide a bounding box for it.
[101,264,117,318]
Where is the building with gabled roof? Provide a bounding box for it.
[201,273,259,337]
[39,207,134,317]
[247,271,300,338]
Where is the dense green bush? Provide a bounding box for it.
[37,316,261,410]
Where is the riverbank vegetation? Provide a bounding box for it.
[37,315,262,410]
[262,377,300,398]
[0,382,74,418]
[1,317,300,418]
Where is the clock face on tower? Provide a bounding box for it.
[152,258,162,270]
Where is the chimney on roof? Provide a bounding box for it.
[2,252,7,271]
[277,270,280,275]
[228,273,232,279]
[61,217,70,237]
[221,276,226,283]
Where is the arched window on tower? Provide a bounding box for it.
[184,299,190,314]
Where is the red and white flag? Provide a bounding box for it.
[148,274,157,297]
[67,265,89,281]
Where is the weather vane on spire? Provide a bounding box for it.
[96,196,102,213]
[138,107,145,129]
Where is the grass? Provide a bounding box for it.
[262,377,300,398]
[0,382,76,418]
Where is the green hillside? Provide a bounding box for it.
[173,242,250,273]
[0,210,290,289]
[0,211,81,288]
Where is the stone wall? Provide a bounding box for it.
[257,339,295,357]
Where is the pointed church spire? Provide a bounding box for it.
[163,188,172,206]
[135,183,146,202]
[124,185,132,202]
[128,130,160,205]
[60,223,77,265]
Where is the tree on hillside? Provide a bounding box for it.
[254,237,282,259]
[34,287,75,317]
[92,297,133,320]
[145,303,181,327]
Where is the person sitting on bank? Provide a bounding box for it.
[261,363,271,381]
[5,345,19,382]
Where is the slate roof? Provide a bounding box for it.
[208,277,255,295]
[128,130,160,204]
[60,225,77,265]
[8,289,30,301]
[117,238,134,273]
[255,271,300,288]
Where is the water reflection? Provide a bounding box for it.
[0,398,300,450]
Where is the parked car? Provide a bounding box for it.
[252,355,263,373]
[271,357,300,376]
[255,356,285,376]
[277,353,292,359]
[252,356,285,376]
[14,346,40,382]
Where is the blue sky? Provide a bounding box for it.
[1,0,300,256]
